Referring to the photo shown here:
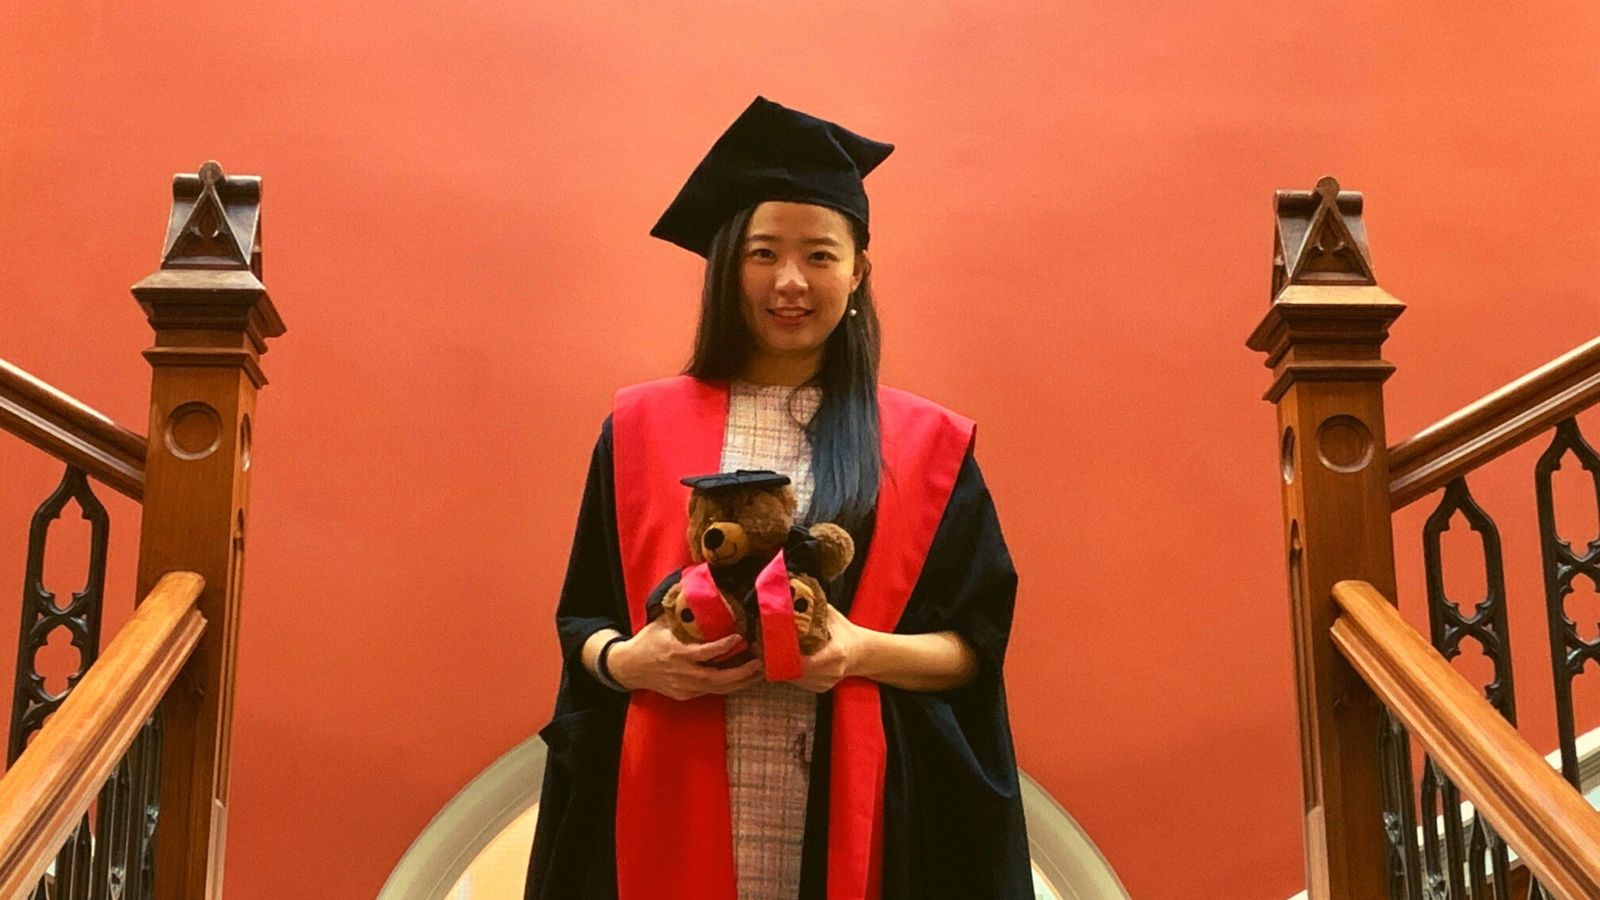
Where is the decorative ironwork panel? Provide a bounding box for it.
[8,465,110,765]
[1422,478,1518,720]
[1379,476,1529,899]
[1533,416,1600,788]
[1418,756,1516,900]
[1379,709,1425,900]
[1383,733,1528,900]
[29,710,163,900]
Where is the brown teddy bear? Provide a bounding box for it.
[646,469,854,679]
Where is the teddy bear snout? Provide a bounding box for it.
[701,522,748,561]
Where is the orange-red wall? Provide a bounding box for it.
[5,3,1600,898]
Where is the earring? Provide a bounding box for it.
[848,308,859,318]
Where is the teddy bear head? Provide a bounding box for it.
[681,470,797,568]
[655,576,751,667]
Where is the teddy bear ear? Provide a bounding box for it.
[779,485,798,515]
[808,523,855,581]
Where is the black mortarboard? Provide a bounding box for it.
[680,469,792,492]
[650,96,895,257]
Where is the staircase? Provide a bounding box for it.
[1251,178,1600,898]
[0,161,284,899]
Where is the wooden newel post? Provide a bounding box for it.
[130,161,285,899]
[1247,177,1403,899]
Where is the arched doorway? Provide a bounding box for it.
[381,736,1129,899]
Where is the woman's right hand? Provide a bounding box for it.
[606,617,764,700]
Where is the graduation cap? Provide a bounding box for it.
[680,469,792,492]
[650,96,895,257]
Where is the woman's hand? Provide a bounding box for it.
[791,609,982,693]
[795,607,871,694]
[606,617,764,701]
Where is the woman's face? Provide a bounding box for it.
[738,201,864,377]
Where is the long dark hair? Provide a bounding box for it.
[683,205,882,532]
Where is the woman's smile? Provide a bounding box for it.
[767,306,814,327]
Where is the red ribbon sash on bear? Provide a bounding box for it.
[754,550,804,682]
[612,376,974,900]
[678,562,740,644]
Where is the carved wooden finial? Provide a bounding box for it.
[1271,175,1376,298]
[159,160,262,276]
[133,161,283,368]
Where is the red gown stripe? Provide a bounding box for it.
[611,377,974,900]
[613,377,737,900]
[826,386,975,900]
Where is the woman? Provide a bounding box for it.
[526,96,1031,900]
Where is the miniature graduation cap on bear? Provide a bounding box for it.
[649,96,895,257]
[680,470,792,493]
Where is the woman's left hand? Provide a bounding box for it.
[795,606,873,694]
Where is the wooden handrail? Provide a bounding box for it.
[0,571,205,896]
[1330,580,1600,898]
[0,357,147,500]
[1388,335,1600,509]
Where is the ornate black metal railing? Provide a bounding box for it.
[1534,417,1600,790]
[1379,709,1425,899]
[1422,479,1518,721]
[9,465,110,763]
[31,712,163,900]
[3,462,168,899]
[1375,410,1600,900]
[1424,478,1519,900]
[1380,475,1536,899]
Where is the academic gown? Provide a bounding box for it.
[526,414,1032,900]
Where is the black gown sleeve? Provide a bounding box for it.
[879,448,1033,899]
[552,417,632,690]
[525,417,629,900]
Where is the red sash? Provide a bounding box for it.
[612,376,973,900]
[754,550,804,681]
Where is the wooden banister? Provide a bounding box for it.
[1388,335,1600,509]
[1330,580,1600,898]
[0,571,205,897]
[0,357,147,500]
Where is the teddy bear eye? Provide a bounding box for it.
[680,609,696,623]
[793,596,809,613]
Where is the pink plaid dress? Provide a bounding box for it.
[719,380,821,900]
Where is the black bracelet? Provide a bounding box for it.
[596,635,629,692]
